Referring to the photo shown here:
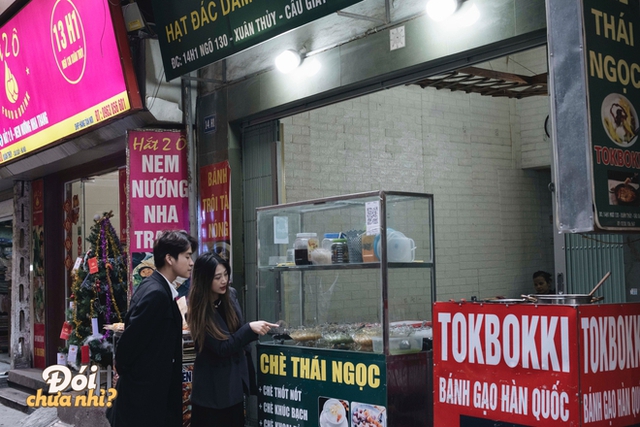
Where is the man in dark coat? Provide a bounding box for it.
[107,230,197,427]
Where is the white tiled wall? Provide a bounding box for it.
[280,49,554,306]
[512,47,552,169]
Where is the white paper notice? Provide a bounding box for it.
[274,216,289,244]
[365,201,381,235]
[91,317,100,336]
[67,344,78,364]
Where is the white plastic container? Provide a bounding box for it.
[374,229,416,262]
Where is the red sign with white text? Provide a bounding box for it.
[127,129,189,252]
[577,303,640,426]
[199,161,231,244]
[433,302,580,426]
[32,179,43,226]
[34,323,45,369]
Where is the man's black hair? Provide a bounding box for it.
[153,230,198,269]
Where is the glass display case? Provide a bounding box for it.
[256,191,435,427]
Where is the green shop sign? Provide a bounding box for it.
[150,0,363,81]
[258,344,388,427]
[583,0,640,230]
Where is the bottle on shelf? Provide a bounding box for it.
[294,233,318,266]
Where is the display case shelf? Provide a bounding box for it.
[261,261,435,272]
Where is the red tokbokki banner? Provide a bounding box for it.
[433,302,580,426]
[577,303,640,427]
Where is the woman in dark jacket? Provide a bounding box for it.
[187,252,277,427]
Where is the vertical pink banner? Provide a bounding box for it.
[199,161,231,254]
[127,130,189,252]
[32,179,46,368]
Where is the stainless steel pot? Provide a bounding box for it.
[525,294,604,305]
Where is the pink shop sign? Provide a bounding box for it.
[0,0,137,164]
[127,130,190,252]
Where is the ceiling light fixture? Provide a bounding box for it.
[454,3,480,27]
[275,50,302,74]
[426,0,459,22]
[303,58,322,77]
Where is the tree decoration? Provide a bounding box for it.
[66,211,127,367]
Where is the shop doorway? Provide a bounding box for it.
[63,170,124,298]
[260,45,638,303]
[0,217,12,361]
[271,46,555,302]
[0,198,13,365]
[240,120,280,426]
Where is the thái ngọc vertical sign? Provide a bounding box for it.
[584,0,640,230]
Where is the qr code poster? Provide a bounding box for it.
[365,201,381,235]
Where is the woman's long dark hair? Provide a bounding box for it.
[188,252,240,349]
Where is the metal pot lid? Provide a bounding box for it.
[480,298,528,303]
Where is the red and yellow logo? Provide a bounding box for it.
[2,28,30,122]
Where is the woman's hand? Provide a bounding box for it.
[250,320,280,336]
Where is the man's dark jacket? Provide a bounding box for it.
[107,270,183,427]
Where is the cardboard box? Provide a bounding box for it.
[362,234,376,262]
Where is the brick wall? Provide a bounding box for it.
[280,55,554,308]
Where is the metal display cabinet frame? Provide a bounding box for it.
[255,190,436,427]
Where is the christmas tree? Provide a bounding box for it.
[67,212,128,367]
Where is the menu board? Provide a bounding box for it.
[258,345,387,427]
[583,0,640,230]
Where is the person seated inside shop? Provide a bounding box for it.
[532,270,555,294]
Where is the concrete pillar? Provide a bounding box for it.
[11,181,31,369]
